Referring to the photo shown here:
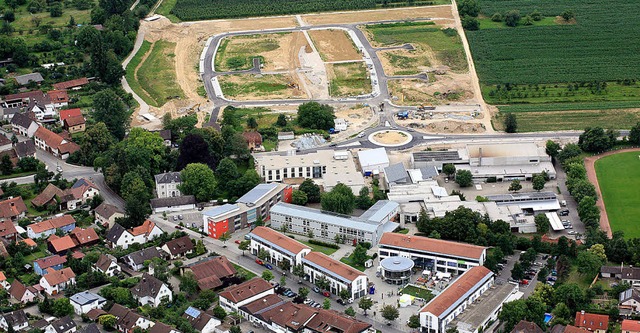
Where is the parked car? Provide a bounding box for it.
[313,287,321,293]
[173,216,178,221]
[337,299,345,305]
[568,231,577,235]
[174,225,183,230]
[178,215,183,220]
[234,240,241,244]
[547,276,557,281]
[304,298,313,305]
[244,234,252,240]
[520,279,529,285]
[559,210,570,216]
[264,263,273,270]
[322,291,331,297]
[255,259,264,265]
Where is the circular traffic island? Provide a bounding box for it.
[379,256,415,285]
[368,129,413,147]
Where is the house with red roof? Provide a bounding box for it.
[27,215,76,239]
[59,108,81,125]
[0,197,27,222]
[0,220,18,243]
[622,320,640,333]
[64,115,85,133]
[9,280,37,304]
[575,311,609,333]
[53,78,89,91]
[46,90,69,109]
[33,127,79,160]
[39,267,76,295]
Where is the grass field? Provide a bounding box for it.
[4,0,95,32]
[137,40,185,107]
[494,109,640,132]
[595,152,640,238]
[328,62,370,97]
[301,240,338,256]
[365,21,467,73]
[219,74,293,99]
[155,0,181,22]
[214,34,284,72]
[477,16,557,29]
[125,41,156,107]
[401,285,434,301]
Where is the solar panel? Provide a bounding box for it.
[185,306,201,318]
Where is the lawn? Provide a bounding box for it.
[8,2,95,32]
[467,0,640,111]
[340,254,370,272]
[401,285,434,302]
[218,74,292,99]
[328,62,370,98]
[136,40,185,107]
[125,40,156,107]
[155,0,181,22]
[233,263,257,279]
[364,21,467,73]
[493,109,640,132]
[595,152,640,238]
[301,241,338,256]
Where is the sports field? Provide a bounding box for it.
[595,152,640,238]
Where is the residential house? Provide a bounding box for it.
[154,172,182,198]
[219,277,274,313]
[78,324,100,333]
[19,238,37,249]
[620,289,640,314]
[106,220,164,249]
[622,320,640,333]
[70,291,107,315]
[10,112,39,137]
[238,293,285,322]
[131,273,173,307]
[9,280,37,304]
[243,131,262,151]
[148,322,180,333]
[14,140,36,159]
[109,304,154,333]
[39,267,76,295]
[150,196,197,214]
[47,90,69,109]
[64,116,85,133]
[0,196,27,221]
[33,254,67,276]
[161,236,194,260]
[181,256,236,291]
[44,316,77,333]
[53,78,89,91]
[3,90,48,108]
[34,127,80,159]
[93,254,121,277]
[31,183,65,209]
[27,214,76,239]
[601,266,640,287]
[182,307,220,333]
[249,226,311,272]
[159,130,172,147]
[59,108,81,126]
[0,272,8,290]
[15,73,44,86]
[0,310,28,332]
[94,202,124,228]
[48,235,77,254]
[86,309,107,322]
[0,219,18,243]
[69,227,100,247]
[123,247,163,271]
[68,178,100,206]
[0,106,19,121]
[0,135,12,152]
[574,311,609,333]
[512,320,545,333]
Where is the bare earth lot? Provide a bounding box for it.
[216,32,310,72]
[308,29,361,62]
[301,6,454,25]
[388,74,475,106]
[218,74,308,100]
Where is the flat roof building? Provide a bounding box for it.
[357,148,390,174]
[269,200,399,246]
[202,183,292,239]
[411,150,469,171]
[254,150,365,194]
[460,142,556,181]
[451,281,521,333]
[378,233,487,275]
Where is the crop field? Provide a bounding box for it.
[493,109,640,132]
[364,22,467,73]
[595,152,640,238]
[214,34,285,72]
[467,0,640,93]
[218,74,306,100]
[327,62,370,98]
[169,0,447,21]
[137,41,185,107]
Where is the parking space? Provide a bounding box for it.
[155,210,203,230]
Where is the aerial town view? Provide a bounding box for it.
[0,0,639,333]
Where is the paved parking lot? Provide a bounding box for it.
[154,210,203,230]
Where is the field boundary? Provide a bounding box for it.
[585,148,640,238]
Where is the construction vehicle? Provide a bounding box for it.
[286,82,299,89]
[397,111,409,119]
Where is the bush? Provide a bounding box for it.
[486,177,497,183]
[491,13,503,22]
[462,16,479,31]
[504,10,521,27]
[308,239,339,249]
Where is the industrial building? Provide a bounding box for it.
[411,150,469,171]
[254,150,365,194]
[202,183,292,239]
[378,233,487,274]
[269,200,399,246]
[459,143,556,181]
[357,148,390,175]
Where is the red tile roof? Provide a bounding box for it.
[64,115,85,127]
[58,141,80,155]
[219,278,273,304]
[303,252,365,282]
[242,131,262,145]
[0,219,17,238]
[48,235,78,253]
[250,226,310,255]
[59,108,82,122]
[70,227,99,245]
[35,127,65,149]
[52,78,89,90]
[47,90,69,104]
[0,197,27,219]
[421,266,493,316]
[379,233,487,260]
[42,267,75,286]
[575,312,609,331]
[306,308,371,333]
[131,220,157,236]
[20,238,37,247]
[29,215,76,233]
[621,320,640,332]
[31,183,65,207]
[35,255,67,269]
[188,256,237,290]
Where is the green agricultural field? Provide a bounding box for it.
[365,22,467,73]
[467,0,640,100]
[136,40,185,107]
[595,152,640,238]
[155,0,181,22]
[494,109,640,132]
[328,62,370,98]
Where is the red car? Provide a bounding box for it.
[322,291,330,297]
[255,259,264,265]
[520,279,529,285]
[235,240,241,244]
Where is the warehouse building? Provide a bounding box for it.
[357,148,390,175]
[458,143,556,181]
[203,183,292,239]
[270,200,399,246]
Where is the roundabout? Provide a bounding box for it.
[368,129,413,147]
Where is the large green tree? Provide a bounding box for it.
[299,179,321,203]
[291,190,308,206]
[579,127,615,152]
[321,183,356,214]
[180,163,217,202]
[455,169,473,187]
[630,122,640,145]
[121,171,151,227]
[381,304,399,323]
[457,0,479,17]
[296,102,335,130]
[534,214,550,234]
[93,89,129,140]
[77,122,115,166]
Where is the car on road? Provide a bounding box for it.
[337,299,345,305]
[520,279,529,285]
[407,128,415,132]
[322,291,330,297]
[357,132,365,138]
[313,287,320,293]
[264,263,273,270]
[174,225,183,230]
[329,143,337,147]
[255,259,264,265]
[234,240,241,244]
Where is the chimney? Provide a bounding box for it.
[581,310,585,315]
